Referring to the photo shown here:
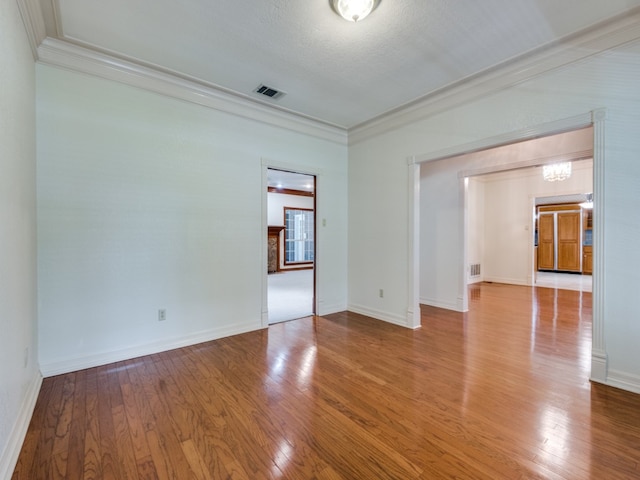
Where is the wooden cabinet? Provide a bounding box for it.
[537,214,555,270]
[583,245,593,275]
[536,205,581,273]
[556,212,581,272]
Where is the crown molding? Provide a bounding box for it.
[15,0,46,59]
[21,2,640,147]
[36,38,348,146]
[348,9,640,145]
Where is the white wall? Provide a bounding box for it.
[349,39,640,392]
[419,157,466,310]
[37,65,348,375]
[480,160,593,286]
[466,177,484,285]
[0,2,40,478]
[267,191,313,225]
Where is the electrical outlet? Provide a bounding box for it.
[158,309,167,321]
[379,289,384,298]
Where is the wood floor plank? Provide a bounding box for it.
[64,369,87,480]
[95,365,126,480]
[82,368,102,480]
[13,282,640,479]
[111,402,141,480]
[138,355,199,480]
[31,375,67,479]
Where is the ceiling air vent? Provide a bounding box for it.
[254,84,285,100]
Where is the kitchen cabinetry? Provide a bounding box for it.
[557,211,581,271]
[583,245,593,275]
[536,205,581,273]
[537,214,555,270]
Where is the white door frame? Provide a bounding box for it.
[261,159,321,328]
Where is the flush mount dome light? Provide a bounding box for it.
[331,0,380,22]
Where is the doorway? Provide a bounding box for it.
[411,110,607,383]
[266,168,316,324]
[533,192,593,293]
[464,159,593,293]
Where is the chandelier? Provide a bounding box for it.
[331,0,380,22]
[542,162,572,182]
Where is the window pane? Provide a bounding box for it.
[284,208,314,263]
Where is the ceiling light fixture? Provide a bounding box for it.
[331,0,380,22]
[542,162,572,182]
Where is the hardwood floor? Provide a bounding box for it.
[13,282,640,479]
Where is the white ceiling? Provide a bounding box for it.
[38,0,640,129]
[267,169,315,192]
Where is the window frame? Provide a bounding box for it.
[283,207,315,266]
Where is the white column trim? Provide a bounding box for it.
[590,108,608,383]
[459,177,469,312]
[406,160,421,329]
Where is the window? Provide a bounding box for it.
[284,207,314,264]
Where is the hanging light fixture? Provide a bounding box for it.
[542,162,572,182]
[331,0,380,22]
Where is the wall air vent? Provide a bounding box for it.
[470,263,481,277]
[254,84,285,100]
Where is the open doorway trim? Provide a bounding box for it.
[407,109,607,385]
[261,159,322,329]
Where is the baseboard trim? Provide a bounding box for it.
[419,297,464,313]
[482,276,529,287]
[317,302,348,317]
[347,304,408,328]
[590,349,608,384]
[40,321,263,377]
[605,369,640,395]
[0,372,43,480]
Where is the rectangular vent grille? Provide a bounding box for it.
[254,84,285,100]
[470,263,481,277]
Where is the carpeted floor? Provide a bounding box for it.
[268,269,314,323]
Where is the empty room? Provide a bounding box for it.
[3,1,640,478]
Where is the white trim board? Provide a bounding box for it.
[348,303,409,328]
[606,370,640,395]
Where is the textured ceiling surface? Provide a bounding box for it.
[40,0,640,128]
